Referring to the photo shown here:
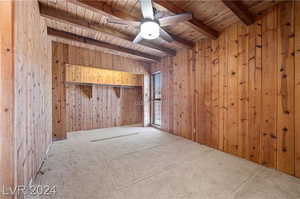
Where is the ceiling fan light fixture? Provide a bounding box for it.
[140,21,160,40]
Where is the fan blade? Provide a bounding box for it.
[155,11,168,19]
[133,33,143,43]
[159,28,174,42]
[139,0,154,20]
[107,18,140,27]
[159,13,192,27]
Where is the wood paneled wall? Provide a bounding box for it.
[14,0,52,194]
[66,85,143,132]
[151,1,300,178]
[52,42,150,139]
[1,1,52,198]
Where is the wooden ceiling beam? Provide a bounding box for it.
[153,0,219,39]
[69,0,194,49]
[39,3,176,56]
[222,0,255,26]
[47,27,161,62]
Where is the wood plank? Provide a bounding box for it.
[0,1,14,196]
[260,7,278,168]
[204,40,212,146]
[222,0,255,26]
[248,19,262,163]
[224,24,239,155]
[277,1,295,175]
[196,40,206,144]
[295,0,300,178]
[211,38,219,148]
[237,23,249,158]
[48,27,161,62]
[218,32,227,151]
[153,0,219,39]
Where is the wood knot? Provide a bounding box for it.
[249,56,255,61]
[231,71,236,75]
[4,108,9,112]
[270,134,277,139]
[282,127,288,132]
[288,34,295,38]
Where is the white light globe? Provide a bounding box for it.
[140,21,160,40]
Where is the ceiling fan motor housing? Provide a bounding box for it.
[140,20,160,40]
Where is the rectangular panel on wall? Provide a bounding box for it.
[65,64,144,87]
[237,23,249,158]
[206,40,213,146]
[224,24,239,155]
[248,20,262,163]
[295,1,300,178]
[211,39,220,149]
[277,1,295,175]
[173,49,193,139]
[218,33,227,151]
[260,8,278,168]
[52,42,68,139]
[195,40,206,144]
[0,0,14,192]
[201,40,213,145]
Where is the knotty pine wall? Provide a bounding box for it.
[53,42,150,139]
[1,1,52,198]
[66,85,143,132]
[151,1,300,178]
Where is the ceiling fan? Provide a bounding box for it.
[106,0,192,43]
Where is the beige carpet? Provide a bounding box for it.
[27,126,300,199]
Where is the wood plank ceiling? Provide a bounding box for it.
[39,0,284,62]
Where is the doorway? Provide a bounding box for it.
[151,72,161,127]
